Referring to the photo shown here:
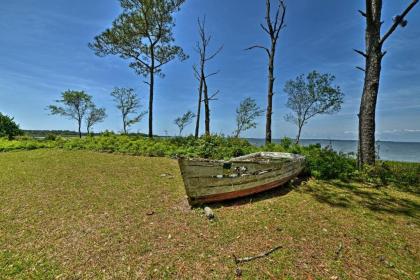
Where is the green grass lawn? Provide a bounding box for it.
[0,150,418,279]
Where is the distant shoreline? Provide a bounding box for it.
[247,138,420,144]
[22,130,420,144]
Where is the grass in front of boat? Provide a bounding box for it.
[0,149,418,279]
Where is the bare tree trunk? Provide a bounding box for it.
[357,0,418,166]
[122,113,127,134]
[203,78,210,136]
[266,44,275,144]
[359,1,382,165]
[359,0,382,165]
[296,123,303,144]
[194,16,222,139]
[247,0,286,144]
[194,83,202,138]
[148,49,155,139]
[194,62,205,138]
[78,119,82,138]
[359,54,382,165]
[148,73,154,138]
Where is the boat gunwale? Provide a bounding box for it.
[178,152,305,165]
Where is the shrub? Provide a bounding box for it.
[0,113,23,140]
[298,145,356,180]
[356,161,420,191]
[2,134,418,187]
[280,137,293,149]
[45,133,57,141]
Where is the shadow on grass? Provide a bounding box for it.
[299,180,420,218]
[207,177,308,209]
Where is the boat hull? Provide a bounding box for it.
[178,152,305,205]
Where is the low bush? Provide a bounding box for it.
[355,161,420,192]
[45,133,57,141]
[0,113,23,140]
[0,138,55,152]
[1,134,418,186]
[260,143,357,180]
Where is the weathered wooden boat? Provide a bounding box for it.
[178,152,305,205]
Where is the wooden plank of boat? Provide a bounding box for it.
[178,152,305,205]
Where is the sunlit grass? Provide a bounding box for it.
[0,150,418,279]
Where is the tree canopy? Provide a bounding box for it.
[0,113,23,140]
[111,88,147,134]
[234,98,264,138]
[174,110,195,135]
[284,71,344,143]
[86,105,107,134]
[89,0,188,138]
[48,90,96,138]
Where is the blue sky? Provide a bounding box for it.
[1,0,419,141]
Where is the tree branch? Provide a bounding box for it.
[358,10,366,17]
[356,66,366,72]
[155,59,173,69]
[353,49,367,58]
[381,51,387,58]
[260,23,271,35]
[208,90,219,101]
[192,65,200,81]
[274,0,286,40]
[205,70,220,79]
[205,45,223,62]
[233,245,282,264]
[380,0,419,45]
[245,45,270,56]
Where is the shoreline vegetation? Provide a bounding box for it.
[21,130,420,144]
[1,133,419,191]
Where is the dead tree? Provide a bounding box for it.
[246,0,286,144]
[193,16,222,137]
[356,0,418,166]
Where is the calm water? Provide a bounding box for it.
[247,138,420,163]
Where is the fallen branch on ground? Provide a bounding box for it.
[233,245,282,264]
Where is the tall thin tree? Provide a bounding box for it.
[284,71,344,144]
[111,88,147,134]
[89,0,188,138]
[233,97,264,138]
[174,110,195,136]
[48,90,92,138]
[356,0,418,166]
[246,0,286,144]
[86,105,107,134]
[193,16,222,137]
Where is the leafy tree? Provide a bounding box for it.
[111,88,147,134]
[246,0,286,144]
[284,71,344,144]
[48,90,93,138]
[89,0,188,138]
[174,110,195,136]
[233,98,264,138]
[355,0,418,166]
[0,113,23,140]
[86,105,107,134]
